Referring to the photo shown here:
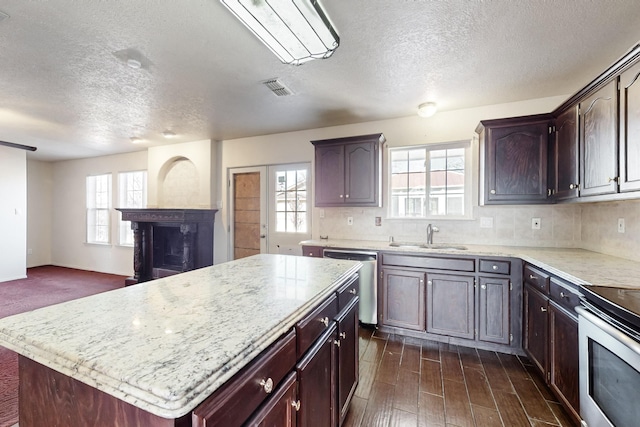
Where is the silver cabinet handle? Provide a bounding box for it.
[540,307,547,312]
[481,284,487,290]
[349,288,357,295]
[492,265,498,270]
[529,274,537,280]
[292,400,301,411]
[345,194,350,198]
[320,317,329,327]
[334,339,341,347]
[490,189,496,194]
[339,332,346,339]
[339,194,343,198]
[427,280,432,285]
[569,183,579,190]
[259,378,274,394]
[560,291,566,298]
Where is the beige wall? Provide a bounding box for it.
[0,146,27,282]
[27,159,53,267]
[580,200,640,262]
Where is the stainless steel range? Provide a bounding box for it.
[577,285,640,427]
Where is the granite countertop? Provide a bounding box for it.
[301,239,640,289]
[0,254,361,419]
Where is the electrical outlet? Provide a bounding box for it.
[532,218,541,230]
[347,216,353,226]
[480,217,494,228]
[319,209,325,219]
[375,217,382,226]
[618,218,625,233]
[27,248,33,255]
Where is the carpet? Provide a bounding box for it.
[0,265,126,427]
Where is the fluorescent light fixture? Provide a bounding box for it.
[417,102,438,118]
[220,0,339,65]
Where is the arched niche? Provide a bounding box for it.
[157,156,200,208]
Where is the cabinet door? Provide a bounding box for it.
[523,284,549,377]
[426,273,474,339]
[485,121,549,203]
[478,277,510,345]
[245,372,298,427]
[344,141,378,205]
[619,61,640,192]
[579,79,619,196]
[335,299,359,425]
[296,325,336,427]
[381,268,426,331]
[315,144,345,205]
[549,302,580,424]
[553,107,580,199]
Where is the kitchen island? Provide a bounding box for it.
[0,254,361,426]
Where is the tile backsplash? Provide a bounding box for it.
[316,199,640,262]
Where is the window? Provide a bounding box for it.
[118,171,147,246]
[274,168,308,233]
[86,174,112,244]
[389,141,471,219]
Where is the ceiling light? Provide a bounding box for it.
[220,0,339,65]
[130,137,144,144]
[162,130,177,138]
[417,102,438,118]
[126,58,142,69]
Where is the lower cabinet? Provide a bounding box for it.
[426,273,474,339]
[246,372,298,427]
[523,266,580,425]
[478,276,511,344]
[381,267,426,331]
[335,299,359,425]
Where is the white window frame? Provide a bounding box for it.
[117,170,147,246]
[388,140,472,220]
[86,173,112,244]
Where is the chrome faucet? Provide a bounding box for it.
[426,223,439,245]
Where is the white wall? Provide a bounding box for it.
[51,151,147,275]
[27,159,53,267]
[0,146,27,282]
[580,200,640,262]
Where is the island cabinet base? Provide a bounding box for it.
[18,355,190,427]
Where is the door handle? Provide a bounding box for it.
[260,234,266,238]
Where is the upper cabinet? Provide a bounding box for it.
[550,106,579,200]
[619,61,640,192]
[477,114,551,205]
[579,79,619,197]
[311,133,385,207]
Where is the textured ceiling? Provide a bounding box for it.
[1,1,640,161]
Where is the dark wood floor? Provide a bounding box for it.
[343,327,576,427]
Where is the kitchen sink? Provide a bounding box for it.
[389,242,467,250]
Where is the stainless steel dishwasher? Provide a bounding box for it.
[323,249,377,326]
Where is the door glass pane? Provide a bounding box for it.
[274,169,308,233]
[589,339,640,427]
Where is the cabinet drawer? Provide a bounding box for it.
[550,278,581,313]
[479,259,511,275]
[192,329,296,427]
[296,294,338,357]
[524,264,550,293]
[302,245,323,257]
[337,274,359,313]
[382,253,475,272]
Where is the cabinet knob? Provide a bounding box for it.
[349,288,357,295]
[339,194,344,198]
[345,194,350,198]
[259,378,274,394]
[540,307,547,312]
[490,189,496,194]
[339,332,346,339]
[291,400,301,411]
[492,265,498,270]
[569,183,579,190]
[334,339,341,347]
[427,280,432,285]
[320,317,329,327]
[529,274,537,280]
[560,291,566,298]
[481,284,487,290]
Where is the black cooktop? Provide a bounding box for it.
[581,285,640,331]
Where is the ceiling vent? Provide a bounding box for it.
[0,11,9,23]
[262,78,293,97]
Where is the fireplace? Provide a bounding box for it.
[117,209,217,285]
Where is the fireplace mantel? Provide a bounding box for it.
[117,208,217,285]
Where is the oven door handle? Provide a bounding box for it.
[576,305,640,357]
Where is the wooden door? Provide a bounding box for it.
[477,277,510,344]
[381,268,426,331]
[553,106,580,199]
[579,79,619,196]
[335,300,359,425]
[523,284,549,377]
[426,273,474,339]
[314,144,345,206]
[619,61,640,192]
[296,326,336,427]
[344,141,377,205]
[233,171,263,259]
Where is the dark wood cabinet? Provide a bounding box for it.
[245,372,298,427]
[579,79,619,197]
[522,265,581,425]
[301,245,323,258]
[478,276,510,345]
[619,60,640,192]
[477,114,551,205]
[296,325,337,427]
[523,283,549,376]
[551,106,580,200]
[380,267,426,331]
[335,299,359,425]
[549,301,580,423]
[312,133,385,207]
[426,273,474,339]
